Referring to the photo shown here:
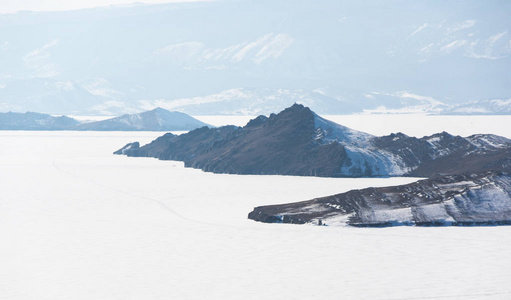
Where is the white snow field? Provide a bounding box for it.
[1,116,511,300]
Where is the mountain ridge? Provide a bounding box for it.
[0,108,208,131]
[74,107,210,131]
[0,111,79,130]
[115,104,511,177]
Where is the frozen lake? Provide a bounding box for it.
[2,114,511,300]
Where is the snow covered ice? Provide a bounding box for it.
[1,128,511,299]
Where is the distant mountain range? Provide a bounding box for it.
[1,1,509,116]
[248,171,511,227]
[115,104,511,178]
[74,107,209,131]
[0,111,79,130]
[138,88,365,116]
[0,108,209,131]
[439,99,511,115]
[140,88,511,116]
[2,79,511,116]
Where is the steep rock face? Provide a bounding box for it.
[116,104,511,177]
[248,171,511,227]
[0,112,79,130]
[76,107,209,131]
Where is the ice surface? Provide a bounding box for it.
[1,127,511,299]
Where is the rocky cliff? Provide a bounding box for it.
[248,171,511,227]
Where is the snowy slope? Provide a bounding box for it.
[313,113,411,176]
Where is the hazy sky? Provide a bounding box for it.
[0,0,206,14]
[1,0,509,115]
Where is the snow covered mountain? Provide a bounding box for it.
[1,1,509,115]
[362,91,450,114]
[115,104,511,177]
[75,107,210,131]
[248,171,511,227]
[138,88,363,116]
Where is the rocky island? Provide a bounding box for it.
[248,171,511,226]
[115,104,511,227]
[115,104,511,178]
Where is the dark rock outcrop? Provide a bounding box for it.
[117,104,352,176]
[113,142,140,155]
[116,104,511,177]
[248,171,511,227]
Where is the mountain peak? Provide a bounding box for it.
[284,103,308,113]
[149,107,169,113]
[290,102,305,109]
